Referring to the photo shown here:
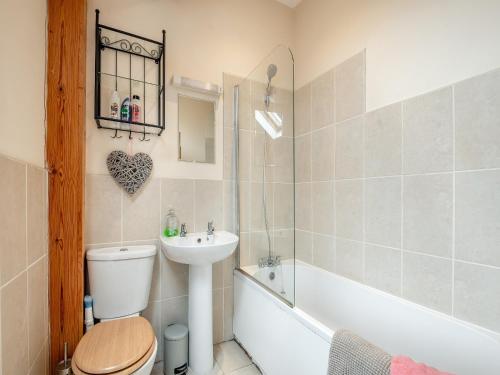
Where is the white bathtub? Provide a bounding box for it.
[234,260,500,375]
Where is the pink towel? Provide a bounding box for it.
[391,356,454,375]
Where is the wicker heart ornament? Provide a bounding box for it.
[107,151,153,194]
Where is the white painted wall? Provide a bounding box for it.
[86,0,294,178]
[294,0,500,111]
[0,0,46,167]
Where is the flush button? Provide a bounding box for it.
[197,238,202,243]
[120,248,128,252]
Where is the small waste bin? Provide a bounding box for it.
[164,323,188,375]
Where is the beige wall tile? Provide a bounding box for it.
[335,238,363,282]
[312,181,334,235]
[27,165,47,265]
[365,103,402,177]
[161,296,189,334]
[295,183,311,231]
[274,183,294,229]
[313,233,334,272]
[161,254,188,299]
[335,179,363,241]
[365,177,401,248]
[295,230,312,264]
[223,73,239,129]
[311,125,335,181]
[251,183,274,232]
[273,229,294,261]
[1,272,28,375]
[454,262,500,332]
[403,174,452,257]
[239,182,251,232]
[0,156,27,285]
[195,180,223,232]
[294,134,311,183]
[249,232,270,266]
[335,117,364,179]
[403,87,453,174]
[311,69,335,130]
[213,261,223,290]
[123,178,160,241]
[455,170,500,267]
[213,289,223,344]
[223,253,235,288]
[238,233,250,267]
[161,178,194,233]
[142,300,162,362]
[402,252,452,314]
[223,180,235,233]
[239,131,252,182]
[335,51,366,122]
[27,257,47,367]
[270,137,293,183]
[85,174,121,244]
[223,127,234,180]
[294,84,311,136]
[365,244,401,296]
[29,340,47,375]
[455,69,500,170]
[223,287,234,341]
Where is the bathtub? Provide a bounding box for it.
[234,260,500,375]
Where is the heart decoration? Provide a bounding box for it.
[106,151,153,195]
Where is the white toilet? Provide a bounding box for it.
[72,245,158,375]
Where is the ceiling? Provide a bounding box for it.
[274,0,302,8]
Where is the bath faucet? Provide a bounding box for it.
[180,223,187,237]
[207,221,215,235]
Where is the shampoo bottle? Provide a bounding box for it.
[120,96,131,121]
[110,90,120,119]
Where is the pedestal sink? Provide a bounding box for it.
[160,230,239,375]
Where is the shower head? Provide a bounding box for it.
[267,64,278,83]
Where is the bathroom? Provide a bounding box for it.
[1,0,499,374]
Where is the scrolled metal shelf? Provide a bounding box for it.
[100,35,161,60]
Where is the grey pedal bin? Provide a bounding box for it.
[164,324,188,375]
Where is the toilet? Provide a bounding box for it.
[72,245,158,375]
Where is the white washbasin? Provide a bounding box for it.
[160,230,239,265]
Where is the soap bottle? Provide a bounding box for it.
[110,90,120,119]
[131,95,141,122]
[164,209,179,237]
[120,96,131,121]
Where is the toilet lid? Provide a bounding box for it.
[73,316,155,374]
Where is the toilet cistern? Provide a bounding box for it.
[160,224,239,375]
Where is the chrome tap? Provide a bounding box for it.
[207,221,215,236]
[180,223,187,237]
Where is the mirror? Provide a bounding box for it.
[178,95,216,163]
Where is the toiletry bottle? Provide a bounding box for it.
[84,295,94,332]
[131,95,141,122]
[110,90,120,119]
[164,209,179,237]
[120,96,131,121]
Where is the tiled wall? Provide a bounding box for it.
[223,73,295,268]
[295,50,500,334]
[0,154,49,375]
[85,174,235,362]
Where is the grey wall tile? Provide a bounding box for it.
[365,103,402,177]
[312,181,334,235]
[161,178,194,233]
[455,69,500,170]
[402,252,452,314]
[0,156,26,285]
[335,117,364,179]
[454,262,500,332]
[403,87,453,174]
[195,180,223,232]
[123,178,161,241]
[85,174,121,245]
[1,272,28,375]
[295,230,312,264]
[365,244,401,295]
[365,177,401,248]
[27,166,47,265]
[335,179,363,241]
[455,170,500,267]
[294,84,311,136]
[313,233,335,272]
[311,69,335,130]
[311,125,335,181]
[335,51,366,122]
[335,238,363,282]
[295,183,311,231]
[403,174,452,257]
[294,134,311,183]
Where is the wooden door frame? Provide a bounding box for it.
[46,0,87,371]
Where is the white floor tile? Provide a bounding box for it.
[228,364,262,375]
[214,341,252,373]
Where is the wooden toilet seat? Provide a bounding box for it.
[72,316,155,375]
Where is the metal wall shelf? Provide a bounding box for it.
[94,9,166,140]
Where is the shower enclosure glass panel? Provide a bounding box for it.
[235,45,295,305]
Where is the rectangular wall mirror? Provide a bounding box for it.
[178,95,216,163]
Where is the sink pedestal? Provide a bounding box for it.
[189,264,214,375]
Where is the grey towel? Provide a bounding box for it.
[327,329,391,375]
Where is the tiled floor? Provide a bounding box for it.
[152,340,261,375]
